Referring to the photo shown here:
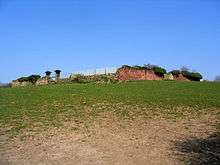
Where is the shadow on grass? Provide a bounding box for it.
[175,133,220,165]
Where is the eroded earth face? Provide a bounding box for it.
[0,115,219,165]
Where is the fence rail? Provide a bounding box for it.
[39,67,118,80]
[71,67,118,76]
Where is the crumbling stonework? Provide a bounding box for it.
[36,77,49,86]
[12,77,51,87]
[164,73,174,80]
[11,80,32,87]
[11,80,20,87]
[173,74,190,81]
[116,67,162,81]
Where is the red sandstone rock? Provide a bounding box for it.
[173,74,190,81]
[116,67,162,81]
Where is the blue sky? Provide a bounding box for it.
[0,0,220,82]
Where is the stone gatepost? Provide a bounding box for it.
[54,70,61,82]
[45,71,52,81]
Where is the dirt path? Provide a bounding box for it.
[0,116,219,165]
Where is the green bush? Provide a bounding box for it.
[181,71,191,78]
[17,77,29,82]
[17,75,41,84]
[131,65,143,70]
[170,70,181,76]
[182,71,202,81]
[28,75,41,84]
[121,65,131,69]
[152,67,167,77]
[189,72,203,81]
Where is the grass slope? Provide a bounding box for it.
[0,81,220,136]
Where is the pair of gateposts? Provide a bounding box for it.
[45,70,61,82]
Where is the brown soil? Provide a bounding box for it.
[0,115,219,165]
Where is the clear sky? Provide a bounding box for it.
[0,0,220,83]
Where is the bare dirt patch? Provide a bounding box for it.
[0,115,219,165]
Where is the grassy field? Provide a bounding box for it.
[0,81,220,136]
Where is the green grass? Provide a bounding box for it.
[0,81,220,136]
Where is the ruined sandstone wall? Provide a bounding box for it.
[11,80,33,87]
[36,77,49,86]
[173,74,190,81]
[116,68,162,81]
[11,80,20,87]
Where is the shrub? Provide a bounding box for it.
[181,71,192,80]
[170,70,181,76]
[152,67,167,77]
[143,64,167,77]
[121,65,131,69]
[182,71,202,81]
[131,65,143,70]
[189,72,203,81]
[17,77,29,82]
[17,75,41,84]
[28,75,41,84]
